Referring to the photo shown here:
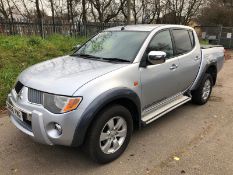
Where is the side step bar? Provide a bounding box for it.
[141,95,191,125]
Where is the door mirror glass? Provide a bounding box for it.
[147,51,166,65]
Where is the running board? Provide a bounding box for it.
[141,95,191,125]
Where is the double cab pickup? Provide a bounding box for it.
[6,25,224,163]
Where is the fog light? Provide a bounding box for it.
[46,122,62,138]
[54,123,62,135]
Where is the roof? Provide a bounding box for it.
[105,24,163,32]
[105,24,192,32]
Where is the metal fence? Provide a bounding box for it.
[0,19,123,38]
[194,26,233,49]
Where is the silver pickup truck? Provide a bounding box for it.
[6,25,224,163]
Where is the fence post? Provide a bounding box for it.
[218,25,223,45]
[85,22,87,37]
[42,18,45,38]
[78,21,80,36]
[11,18,15,35]
[74,21,77,38]
[230,28,233,49]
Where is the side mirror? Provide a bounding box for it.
[147,51,166,65]
[72,44,81,51]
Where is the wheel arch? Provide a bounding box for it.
[71,88,141,146]
[205,64,217,85]
[192,62,217,91]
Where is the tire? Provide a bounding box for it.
[191,73,213,105]
[85,105,133,164]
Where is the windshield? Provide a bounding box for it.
[74,31,149,62]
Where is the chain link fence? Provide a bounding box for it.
[3,21,233,48]
[194,26,233,49]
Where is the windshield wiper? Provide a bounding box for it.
[101,57,131,63]
[72,53,102,59]
[71,54,131,63]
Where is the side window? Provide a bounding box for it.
[188,30,195,47]
[147,30,174,59]
[172,29,193,55]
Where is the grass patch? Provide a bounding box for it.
[0,34,87,108]
[199,39,209,45]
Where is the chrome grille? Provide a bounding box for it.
[28,88,43,104]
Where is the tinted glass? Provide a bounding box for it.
[75,31,149,62]
[188,30,195,47]
[172,29,193,55]
[147,30,174,58]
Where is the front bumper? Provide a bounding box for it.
[6,87,82,146]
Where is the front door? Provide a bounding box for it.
[140,30,181,110]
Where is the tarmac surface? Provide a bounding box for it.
[0,59,233,175]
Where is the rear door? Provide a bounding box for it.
[171,29,201,91]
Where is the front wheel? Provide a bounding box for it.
[85,105,133,164]
[191,73,213,105]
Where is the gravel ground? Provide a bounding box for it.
[0,59,233,175]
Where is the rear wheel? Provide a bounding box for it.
[85,105,133,164]
[191,73,213,105]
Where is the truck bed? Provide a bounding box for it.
[191,45,225,90]
[201,46,225,72]
[201,45,223,49]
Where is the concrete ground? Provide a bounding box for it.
[0,59,233,175]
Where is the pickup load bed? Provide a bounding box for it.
[191,45,224,91]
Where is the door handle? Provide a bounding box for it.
[169,64,178,70]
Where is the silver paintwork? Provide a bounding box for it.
[18,56,128,96]
[100,116,127,154]
[140,55,181,108]
[6,25,224,146]
[190,46,224,90]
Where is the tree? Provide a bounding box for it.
[161,0,204,25]
[82,0,86,22]
[49,0,56,32]
[20,0,31,18]
[127,0,130,24]
[141,0,163,24]
[198,0,233,26]
[0,0,8,19]
[89,0,126,23]
[132,0,142,24]
[6,0,14,33]
[0,0,207,33]
[35,0,43,37]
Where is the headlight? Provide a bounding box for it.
[43,93,82,114]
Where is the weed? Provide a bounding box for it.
[0,34,87,107]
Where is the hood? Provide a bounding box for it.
[19,55,128,96]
